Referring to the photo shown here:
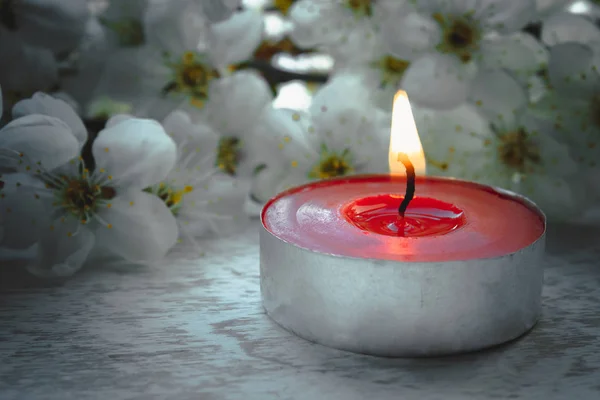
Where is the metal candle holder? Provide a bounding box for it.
[260,187,545,357]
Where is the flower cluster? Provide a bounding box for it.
[274,0,599,218]
[1,0,599,278]
[0,91,248,277]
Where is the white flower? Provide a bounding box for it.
[106,110,250,248]
[249,74,390,202]
[0,28,58,113]
[534,42,600,209]
[0,93,179,277]
[381,0,546,109]
[200,70,274,177]
[529,42,600,181]
[288,0,404,63]
[1,0,89,55]
[93,1,263,119]
[415,69,585,220]
[332,35,414,111]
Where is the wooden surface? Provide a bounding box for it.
[1,221,599,400]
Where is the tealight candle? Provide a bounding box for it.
[260,91,546,357]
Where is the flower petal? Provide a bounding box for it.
[250,166,288,203]
[514,175,586,221]
[27,218,95,278]
[12,92,88,147]
[209,9,263,69]
[0,173,50,249]
[475,0,537,33]
[380,12,440,60]
[535,0,572,19]
[542,13,600,46]
[547,42,600,98]
[105,113,135,128]
[191,176,250,237]
[413,103,494,178]
[13,0,89,54]
[288,1,345,49]
[162,110,219,172]
[205,70,273,136]
[0,114,79,173]
[469,69,528,128]
[93,118,177,189]
[259,107,317,170]
[401,53,473,109]
[144,0,208,52]
[200,0,241,22]
[479,33,548,80]
[95,190,178,262]
[309,75,390,169]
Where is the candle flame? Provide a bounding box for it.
[388,90,426,175]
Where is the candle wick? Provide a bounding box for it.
[397,152,415,219]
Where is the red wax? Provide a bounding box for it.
[261,175,545,262]
[342,195,466,237]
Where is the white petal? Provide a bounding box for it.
[144,0,208,53]
[95,191,178,262]
[532,128,578,177]
[197,177,250,237]
[547,42,600,98]
[27,218,95,278]
[93,118,177,189]
[515,175,585,221]
[535,0,572,19]
[469,69,528,128]
[380,12,440,60]
[250,166,288,203]
[309,75,389,169]
[105,113,135,128]
[401,54,473,109]
[209,9,263,69]
[90,47,168,109]
[200,0,240,22]
[13,0,89,54]
[479,33,548,79]
[413,103,494,177]
[259,107,317,170]
[542,13,600,46]
[288,1,344,49]
[0,114,79,173]
[475,0,537,33]
[12,92,87,147]
[162,110,219,170]
[205,70,273,136]
[243,195,263,217]
[0,173,50,249]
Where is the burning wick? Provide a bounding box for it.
[397,152,415,219]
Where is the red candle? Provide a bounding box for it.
[262,174,545,262]
[259,90,546,357]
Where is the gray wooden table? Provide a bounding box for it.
[1,221,599,400]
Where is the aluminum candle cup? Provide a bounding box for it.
[260,175,546,357]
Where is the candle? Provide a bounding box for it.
[260,91,546,357]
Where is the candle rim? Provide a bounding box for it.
[260,174,547,264]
